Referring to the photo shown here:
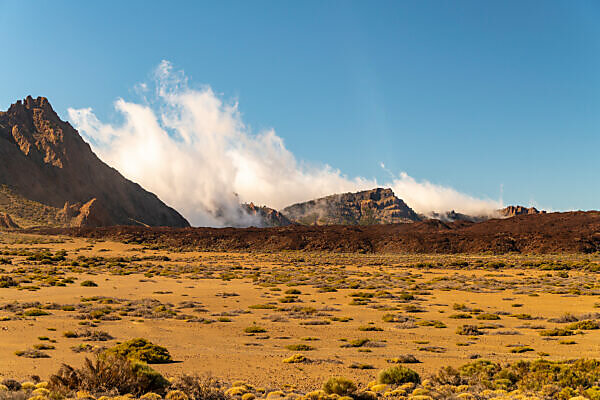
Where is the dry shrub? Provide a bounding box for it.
[170,375,230,400]
[48,353,168,395]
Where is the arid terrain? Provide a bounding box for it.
[2,230,600,399]
[34,210,600,254]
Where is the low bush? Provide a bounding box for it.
[377,366,420,385]
[323,377,356,396]
[48,353,169,395]
[107,338,172,364]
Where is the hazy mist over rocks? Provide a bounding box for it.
[69,61,501,227]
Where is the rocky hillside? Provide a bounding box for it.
[242,203,293,227]
[0,96,189,228]
[54,211,600,254]
[281,188,421,225]
[500,205,545,218]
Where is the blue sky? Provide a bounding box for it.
[1,1,598,211]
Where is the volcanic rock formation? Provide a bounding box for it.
[282,188,421,225]
[0,96,189,228]
[500,205,545,218]
[242,203,293,227]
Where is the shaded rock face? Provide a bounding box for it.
[500,206,545,218]
[0,213,19,229]
[282,188,421,225]
[427,210,488,223]
[56,199,112,228]
[242,203,293,227]
[0,96,189,228]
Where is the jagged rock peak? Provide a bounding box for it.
[242,203,293,227]
[282,187,421,225]
[500,205,545,218]
[0,96,189,228]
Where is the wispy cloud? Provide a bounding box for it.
[68,60,501,226]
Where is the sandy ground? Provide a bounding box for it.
[1,233,599,391]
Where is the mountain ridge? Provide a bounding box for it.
[0,96,189,228]
[281,187,421,225]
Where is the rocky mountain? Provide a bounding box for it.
[281,188,421,225]
[242,203,294,227]
[426,210,488,223]
[500,205,545,218]
[0,96,189,228]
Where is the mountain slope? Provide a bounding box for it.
[500,205,545,218]
[241,203,294,227]
[0,96,189,228]
[54,211,600,254]
[281,188,421,225]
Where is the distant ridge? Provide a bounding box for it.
[281,188,421,225]
[0,96,189,228]
[242,203,293,227]
[49,211,600,254]
[500,205,545,218]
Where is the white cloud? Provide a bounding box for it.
[68,60,501,226]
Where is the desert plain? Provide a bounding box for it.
[2,231,600,398]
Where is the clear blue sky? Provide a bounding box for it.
[1,1,598,211]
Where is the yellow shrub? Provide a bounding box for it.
[165,390,189,400]
[76,391,95,400]
[226,387,248,396]
[140,393,162,400]
[27,396,48,400]
[370,384,388,393]
[283,354,308,363]
[32,388,50,396]
[305,390,326,400]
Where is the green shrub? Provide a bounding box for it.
[24,308,50,317]
[358,325,383,331]
[285,344,314,351]
[377,366,420,385]
[49,353,168,395]
[456,325,483,336]
[80,280,98,287]
[567,320,600,330]
[477,313,500,320]
[107,338,172,364]
[244,326,266,333]
[540,327,573,337]
[323,377,357,395]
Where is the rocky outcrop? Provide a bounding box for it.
[0,96,189,228]
[56,199,112,227]
[0,213,19,229]
[242,203,293,227]
[427,210,488,223]
[500,206,545,218]
[282,188,421,225]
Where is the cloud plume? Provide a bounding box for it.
[68,61,501,226]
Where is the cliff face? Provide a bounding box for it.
[242,203,294,227]
[500,206,545,218]
[0,96,189,228]
[281,188,421,225]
